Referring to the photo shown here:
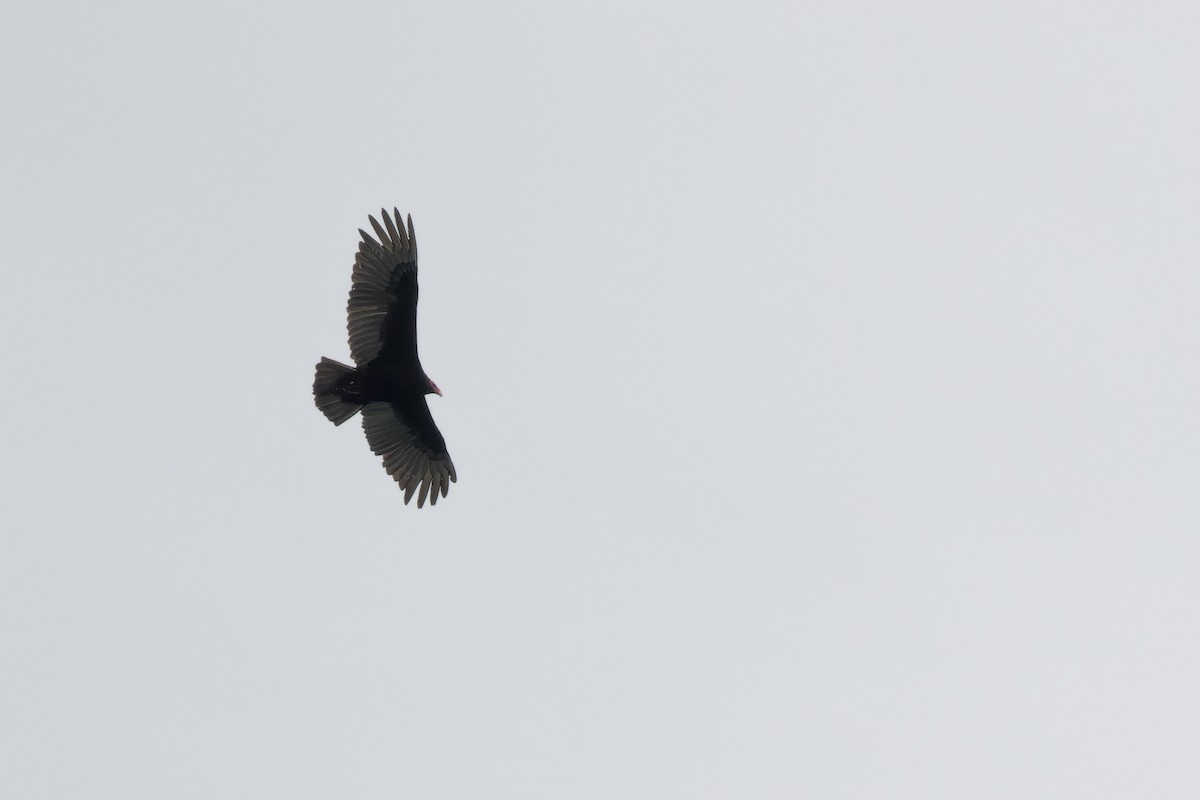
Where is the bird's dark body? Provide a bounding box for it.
[335,361,449,456]
[313,209,455,506]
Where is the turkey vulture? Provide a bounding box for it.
[313,208,456,507]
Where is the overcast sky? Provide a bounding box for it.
[3,2,1198,797]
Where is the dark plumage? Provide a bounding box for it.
[313,209,456,507]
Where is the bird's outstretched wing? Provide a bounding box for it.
[361,401,457,507]
[347,208,418,366]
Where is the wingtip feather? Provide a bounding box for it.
[368,215,390,249]
[382,209,401,248]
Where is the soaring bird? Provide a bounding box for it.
[313,209,456,507]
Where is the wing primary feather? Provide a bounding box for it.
[407,215,416,260]
[382,209,401,249]
[395,453,419,478]
[392,208,408,249]
[368,215,390,249]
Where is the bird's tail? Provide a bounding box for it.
[313,357,365,425]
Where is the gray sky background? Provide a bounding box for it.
[3,2,1198,797]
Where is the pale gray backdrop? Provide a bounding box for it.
[3,1,1198,797]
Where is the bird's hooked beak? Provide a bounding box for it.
[428,379,442,397]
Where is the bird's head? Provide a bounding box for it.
[426,378,442,397]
